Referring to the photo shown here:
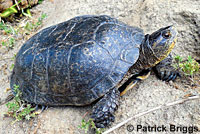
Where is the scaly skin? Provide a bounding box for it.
[153,53,181,82]
[91,87,120,128]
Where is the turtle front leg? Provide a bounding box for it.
[91,87,120,128]
[153,54,181,82]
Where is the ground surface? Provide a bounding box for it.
[0,0,200,134]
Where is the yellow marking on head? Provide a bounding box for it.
[153,38,177,66]
[137,71,151,80]
[120,81,137,96]
[152,42,157,48]
[166,38,176,56]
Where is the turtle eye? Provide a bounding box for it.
[162,30,171,39]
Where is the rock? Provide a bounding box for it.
[0,0,38,13]
[0,0,13,12]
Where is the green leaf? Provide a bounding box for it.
[8,38,15,48]
[0,7,18,18]
[26,9,32,17]
[38,0,44,4]
[188,56,192,62]
[2,41,7,46]
[175,55,182,62]
[21,9,32,18]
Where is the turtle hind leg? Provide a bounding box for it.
[153,54,181,82]
[91,87,120,128]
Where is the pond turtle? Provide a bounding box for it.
[10,15,179,128]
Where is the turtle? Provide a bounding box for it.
[10,15,180,128]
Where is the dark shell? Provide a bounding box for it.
[10,15,144,106]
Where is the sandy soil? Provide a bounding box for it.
[0,0,200,134]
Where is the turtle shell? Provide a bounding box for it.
[10,15,145,106]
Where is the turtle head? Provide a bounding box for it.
[140,26,177,68]
[149,25,177,62]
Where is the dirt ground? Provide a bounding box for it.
[0,0,200,134]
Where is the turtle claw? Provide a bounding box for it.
[166,72,174,81]
[34,104,48,112]
[41,105,48,112]
[172,72,181,81]
[35,104,39,111]
[159,71,181,82]
[153,54,181,82]
[162,71,171,81]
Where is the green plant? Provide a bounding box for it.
[10,63,15,70]
[21,8,32,18]
[8,37,15,48]
[1,37,16,49]
[0,0,42,18]
[36,13,47,27]
[0,20,17,49]
[0,0,23,18]
[24,21,35,31]
[0,21,17,35]
[5,84,38,124]
[0,4,18,18]
[12,53,17,60]
[79,119,105,134]
[38,0,44,4]
[1,40,7,46]
[24,13,47,31]
[174,55,200,77]
[1,13,47,49]
[10,54,16,70]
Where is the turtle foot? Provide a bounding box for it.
[157,71,181,82]
[153,54,181,82]
[91,87,119,128]
[34,104,48,112]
